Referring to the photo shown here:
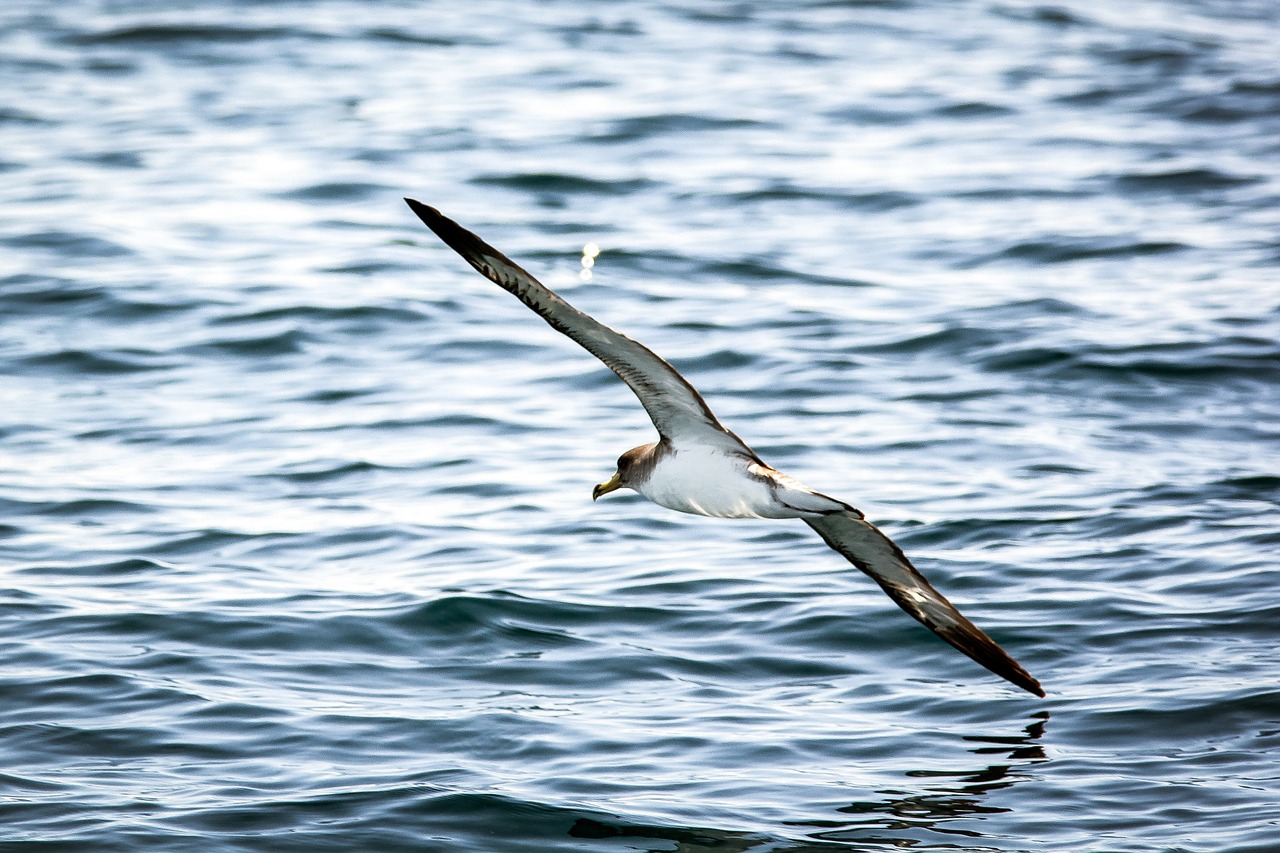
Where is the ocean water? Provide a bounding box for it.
[3,0,1279,850]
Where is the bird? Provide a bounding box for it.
[404,199,1044,698]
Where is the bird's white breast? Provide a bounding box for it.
[633,444,814,519]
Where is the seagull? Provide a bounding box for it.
[405,199,1044,698]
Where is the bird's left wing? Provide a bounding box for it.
[805,510,1044,697]
[405,199,750,453]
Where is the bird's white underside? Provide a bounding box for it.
[633,443,842,519]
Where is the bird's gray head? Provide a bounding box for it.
[592,444,656,501]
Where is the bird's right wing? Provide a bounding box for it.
[805,510,1044,697]
[406,200,751,454]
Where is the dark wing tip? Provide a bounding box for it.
[1019,665,1046,698]
[404,197,440,226]
[404,198,482,258]
[405,197,515,274]
[937,623,1046,697]
[404,198,452,245]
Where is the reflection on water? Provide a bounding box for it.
[808,714,1050,848]
[570,818,764,853]
[579,242,600,282]
[572,715,1050,851]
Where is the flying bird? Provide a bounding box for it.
[405,199,1044,697]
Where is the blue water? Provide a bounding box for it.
[3,1,1279,850]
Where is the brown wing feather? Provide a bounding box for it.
[405,199,749,452]
[806,510,1044,697]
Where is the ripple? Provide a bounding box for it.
[934,100,1017,118]
[1113,168,1261,193]
[71,150,146,169]
[978,338,1280,383]
[471,172,653,195]
[7,230,132,257]
[65,23,311,46]
[593,113,770,142]
[363,27,474,47]
[850,325,1010,357]
[986,238,1188,264]
[262,460,389,484]
[184,329,310,358]
[1167,79,1280,122]
[277,181,393,202]
[212,303,429,328]
[388,593,647,644]
[19,348,172,375]
[0,106,52,125]
[727,184,921,210]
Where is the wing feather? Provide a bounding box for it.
[805,510,1044,697]
[406,200,747,450]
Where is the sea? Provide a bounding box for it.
[2,1,1278,850]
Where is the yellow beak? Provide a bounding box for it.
[592,472,622,501]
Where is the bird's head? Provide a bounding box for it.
[592,444,654,501]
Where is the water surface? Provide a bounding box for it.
[2,1,1279,850]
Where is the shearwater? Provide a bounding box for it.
[405,199,1043,698]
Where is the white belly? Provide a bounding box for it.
[633,445,821,519]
